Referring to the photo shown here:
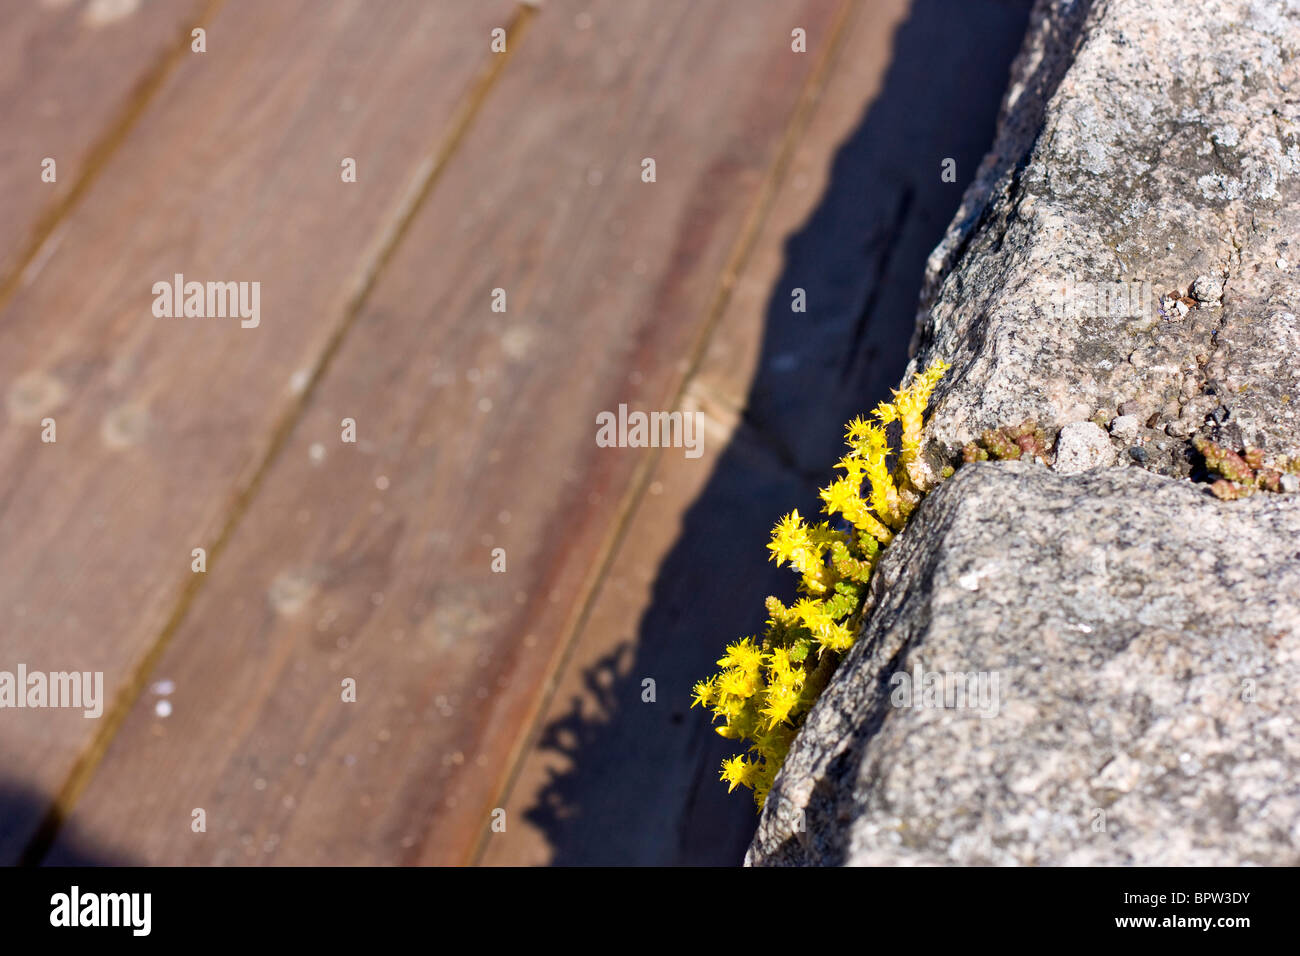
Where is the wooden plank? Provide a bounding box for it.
[694,0,911,432]
[47,0,851,866]
[479,0,1037,864]
[696,0,1037,475]
[478,0,912,866]
[0,0,213,292]
[482,421,823,865]
[0,0,519,864]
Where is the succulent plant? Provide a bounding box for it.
[694,360,949,807]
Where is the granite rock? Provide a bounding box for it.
[748,0,1300,866]
[748,464,1300,865]
[1053,421,1116,474]
[911,0,1300,471]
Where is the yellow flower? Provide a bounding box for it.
[765,510,809,567]
[835,452,867,481]
[712,693,745,721]
[815,618,854,653]
[717,667,759,700]
[699,359,949,809]
[760,683,801,728]
[717,637,763,675]
[897,359,948,459]
[819,476,860,517]
[690,677,716,709]
[864,457,898,526]
[791,597,829,632]
[845,415,874,444]
[766,646,802,684]
[719,754,762,793]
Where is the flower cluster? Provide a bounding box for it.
[693,360,949,807]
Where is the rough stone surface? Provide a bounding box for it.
[911,0,1300,472]
[1108,414,1139,443]
[1052,421,1115,474]
[1191,274,1224,304]
[747,464,1300,866]
[748,0,1300,866]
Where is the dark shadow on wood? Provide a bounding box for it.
[0,779,132,866]
[521,0,1035,865]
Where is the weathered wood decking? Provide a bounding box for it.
[0,0,1029,865]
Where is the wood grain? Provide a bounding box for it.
[479,0,914,866]
[477,0,1035,864]
[698,0,1036,476]
[0,0,518,863]
[48,0,850,866]
[0,0,213,293]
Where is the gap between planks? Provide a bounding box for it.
[18,2,540,867]
[468,0,866,867]
[0,0,227,313]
